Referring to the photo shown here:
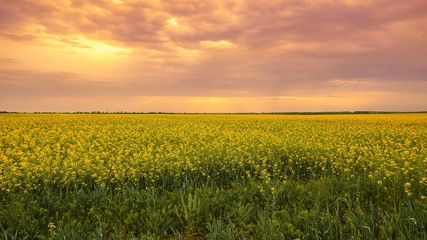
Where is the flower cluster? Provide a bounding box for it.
[1,113,426,200]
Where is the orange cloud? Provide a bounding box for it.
[1,0,427,112]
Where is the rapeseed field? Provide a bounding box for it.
[0,114,426,239]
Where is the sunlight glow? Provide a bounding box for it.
[167,18,179,26]
[71,36,131,56]
[201,40,235,48]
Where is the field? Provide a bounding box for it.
[0,113,426,239]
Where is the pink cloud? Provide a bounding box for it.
[1,0,427,112]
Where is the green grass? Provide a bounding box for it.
[1,177,426,239]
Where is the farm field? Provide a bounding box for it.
[0,113,426,239]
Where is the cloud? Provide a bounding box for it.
[1,0,427,111]
[329,79,375,86]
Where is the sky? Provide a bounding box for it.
[1,0,427,113]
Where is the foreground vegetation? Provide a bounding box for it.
[0,114,426,239]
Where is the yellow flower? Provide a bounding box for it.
[404,182,412,196]
[48,222,56,231]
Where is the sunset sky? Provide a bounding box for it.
[1,0,427,112]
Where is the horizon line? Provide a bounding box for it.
[2,110,427,115]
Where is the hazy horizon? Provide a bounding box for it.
[1,0,427,113]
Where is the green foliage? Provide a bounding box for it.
[1,178,426,239]
[0,114,426,239]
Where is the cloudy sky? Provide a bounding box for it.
[1,0,427,112]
